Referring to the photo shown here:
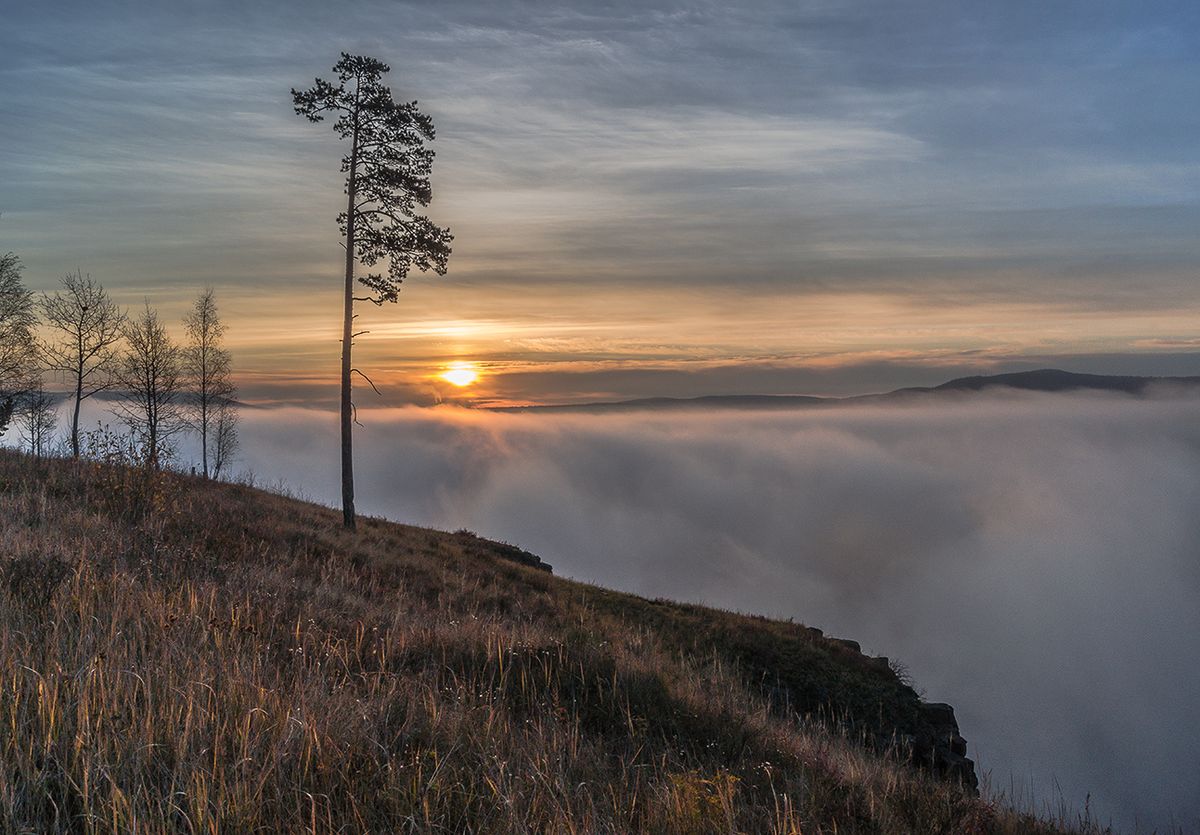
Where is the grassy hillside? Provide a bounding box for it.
[0,450,1108,834]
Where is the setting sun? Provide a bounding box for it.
[440,361,479,387]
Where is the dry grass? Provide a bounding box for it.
[0,449,1109,834]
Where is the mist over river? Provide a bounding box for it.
[217,392,1200,831]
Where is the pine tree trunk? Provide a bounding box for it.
[71,349,83,459]
[340,120,360,530]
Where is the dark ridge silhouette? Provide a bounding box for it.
[497,393,830,414]
[493,368,1200,413]
[919,368,1200,395]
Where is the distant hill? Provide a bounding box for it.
[496,368,1200,413]
[0,449,1106,833]
[497,393,830,413]
[912,368,1200,395]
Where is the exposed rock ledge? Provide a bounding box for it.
[451,529,554,573]
[911,701,978,792]
[825,637,978,793]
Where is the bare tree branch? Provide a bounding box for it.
[112,302,185,470]
[352,368,382,396]
[181,288,236,478]
[39,270,126,457]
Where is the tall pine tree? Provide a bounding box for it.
[293,54,453,530]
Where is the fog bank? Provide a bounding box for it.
[230,393,1200,832]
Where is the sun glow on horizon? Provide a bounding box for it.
[440,361,479,387]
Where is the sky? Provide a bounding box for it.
[3,0,1200,404]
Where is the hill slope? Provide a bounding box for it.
[0,451,1106,833]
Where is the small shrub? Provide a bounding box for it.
[658,769,740,834]
[79,423,182,526]
[0,555,70,611]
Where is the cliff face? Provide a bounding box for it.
[915,701,978,791]
[449,517,980,794]
[796,635,978,793]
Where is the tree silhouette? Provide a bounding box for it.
[18,383,57,458]
[41,271,125,457]
[211,402,238,479]
[0,253,38,434]
[182,288,235,478]
[113,303,184,470]
[293,53,453,530]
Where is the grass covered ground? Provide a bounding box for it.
[0,449,1111,833]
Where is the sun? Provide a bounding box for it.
[440,361,479,387]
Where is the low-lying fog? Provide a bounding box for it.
[44,391,1200,832]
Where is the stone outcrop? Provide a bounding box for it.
[907,701,978,793]
[452,529,553,573]
[821,638,979,794]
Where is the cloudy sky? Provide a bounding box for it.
[3,1,1200,404]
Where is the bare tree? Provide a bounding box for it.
[0,252,38,434]
[113,303,184,469]
[18,384,57,458]
[210,401,239,479]
[41,271,125,457]
[293,54,454,530]
[182,288,235,478]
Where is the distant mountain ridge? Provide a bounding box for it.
[496,393,830,413]
[915,368,1200,395]
[495,368,1200,413]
